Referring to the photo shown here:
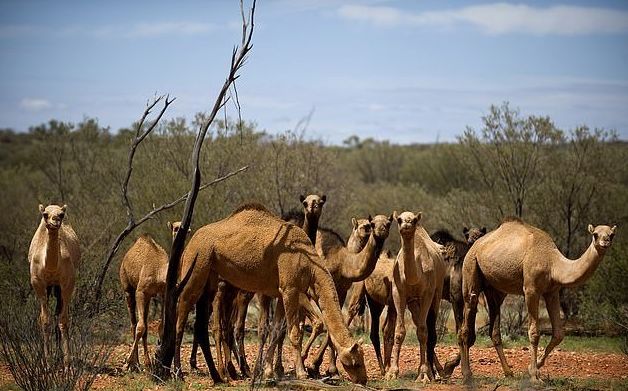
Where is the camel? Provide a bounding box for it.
[430,226,486,377]
[175,204,367,384]
[306,214,392,377]
[119,221,185,370]
[388,211,446,382]
[29,204,81,367]
[458,219,617,384]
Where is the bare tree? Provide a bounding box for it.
[91,95,248,312]
[153,0,256,379]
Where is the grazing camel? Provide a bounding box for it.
[175,204,367,384]
[458,218,617,384]
[306,214,392,377]
[29,204,80,367]
[430,226,486,377]
[388,211,446,382]
[119,221,184,370]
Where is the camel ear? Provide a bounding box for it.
[350,342,360,354]
[611,225,617,234]
[388,213,394,223]
[392,211,398,221]
[351,218,358,229]
[588,224,595,234]
[61,205,67,212]
[368,215,372,223]
[481,227,487,234]
[463,226,469,235]
[167,221,173,230]
[39,204,45,214]
[321,195,326,204]
[416,212,422,222]
[299,195,306,203]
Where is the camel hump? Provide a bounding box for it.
[501,216,524,225]
[230,202,275,217]
[137,234,161,249]
[318,227,346,246]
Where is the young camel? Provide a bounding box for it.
[430,227,486,377]
[175,204,368,384]
[458,219,617,384]
[388,211,446,382]
[29,204,81,367]
[119,221,184,370]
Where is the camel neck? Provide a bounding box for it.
[399,232,422,285]
[311,260,354,349]
[302,214,319,246]
[551,241,606,288]
[346,232,368,253]
[44,225,60,271]
[340,234,384,282]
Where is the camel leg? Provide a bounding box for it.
[408,299,432,383]
[458,256,481,385]
[485,287,512,377]
[127,291,147,370]
[386,277,406,380]
[442,266,463,378]
[234,291,253,377]
[366,295,385,375]
[263,299,285,379]
[189,338,199,370]
[123,289,139,371]
[343,282,366,327]
[426,299,443,380]
[274,313,286,379]
[537,291,564,369]
[382,304,396,373]
[58,284,72,368]
[140,293,152,368]
[282,288,308,380]
[302,319,324,362]
[524,290,541,383]
[212,282,229,380]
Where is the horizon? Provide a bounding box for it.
[1,0,627,145]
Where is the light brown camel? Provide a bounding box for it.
[388,211,446,382]
[175,204,367,384]
[306,214,392,376]
[29,204,81,367]
[119,221,184,370]
[458,219,617,384]
[263,194,330,379]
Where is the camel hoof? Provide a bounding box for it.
[306,364,321,378]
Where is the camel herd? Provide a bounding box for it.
[28,196,616,385]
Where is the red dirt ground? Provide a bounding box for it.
[2,340,626,390]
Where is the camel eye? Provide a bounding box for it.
[593,233,599,240]
[302,201,308,208]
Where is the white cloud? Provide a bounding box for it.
[127,22,215,37]
[20,98,53,111]
[338,3,628,35]
[88,21,215,38]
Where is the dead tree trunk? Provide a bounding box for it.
[153,0,256,380]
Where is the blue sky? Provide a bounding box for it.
[1,0,627,144]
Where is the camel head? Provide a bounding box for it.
[39,204,67,231]
[463,226,487,245]
[351,217,372,242]
[337,339,367,384]
[588,224,617,251]
[393,211,421,238]
[300,194,326,218]
[167,221,189,240]
[368,214,393,240]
